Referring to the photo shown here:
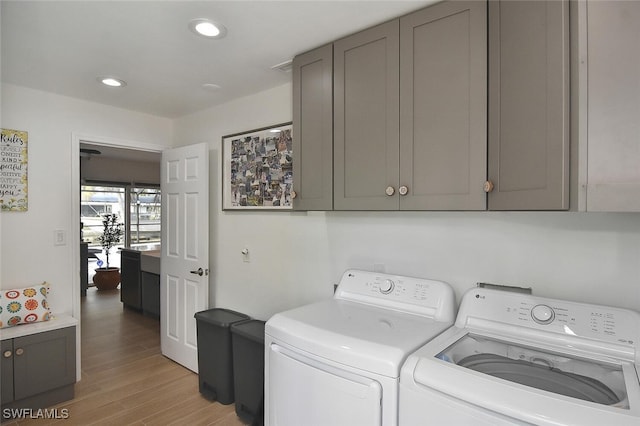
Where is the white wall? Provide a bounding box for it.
[175,83,640,320]
[0,83,173,316]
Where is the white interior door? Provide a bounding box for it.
[160,143,209,372]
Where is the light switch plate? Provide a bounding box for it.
[54,229,67,246]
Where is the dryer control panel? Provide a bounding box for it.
[457,288,640,353]
[334,269,456,322]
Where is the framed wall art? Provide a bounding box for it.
[222,122,293,210]
[1,128,28,212]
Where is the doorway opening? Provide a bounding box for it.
[81,183,161,285]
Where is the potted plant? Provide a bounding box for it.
[93,213,124,291]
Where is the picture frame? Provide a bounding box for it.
[222,122,293,210]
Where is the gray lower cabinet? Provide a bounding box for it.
[292,43,333,211]
[333,1,486,210]
[1,326,76,413]
[487,0,570,210]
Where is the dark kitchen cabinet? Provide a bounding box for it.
[487,0,570,210]
[120,249,141,310]
[1,326,76,412]
[141,271,160,318]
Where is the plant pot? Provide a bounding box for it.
[93,267,121,291]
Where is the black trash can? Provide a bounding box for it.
[231,319,266,425]
[194,308,250,404]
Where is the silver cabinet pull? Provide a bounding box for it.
[399,185,409,196]
[15,348,24,356]
[3,350,11,358]
[385,186,395,196]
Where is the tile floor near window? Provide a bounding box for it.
[5,288,245,426]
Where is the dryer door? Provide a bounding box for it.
[268,343,383,426]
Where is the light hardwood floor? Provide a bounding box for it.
[7,288,246,426]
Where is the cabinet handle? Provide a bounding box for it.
[483,180,495,193]
[291,190,297,199]
[399,185,409,196]
[3,350,11,358]
[15,348,24,356]
[385,186,395,196]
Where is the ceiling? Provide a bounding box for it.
[1,0,435,120]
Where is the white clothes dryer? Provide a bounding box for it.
[399,287,640,425]
[265,269,456,426]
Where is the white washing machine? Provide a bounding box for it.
[400,287,640,425]
[265,269,456,426]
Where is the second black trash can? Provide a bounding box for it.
[194,308,250,404]
[231,319,266,426]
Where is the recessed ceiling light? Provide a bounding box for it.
[98,76,126,87]
[189,19,227,39]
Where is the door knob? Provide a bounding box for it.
[190,268,208,276]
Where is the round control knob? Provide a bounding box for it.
[379,279,395,294]
[531,304,555,325]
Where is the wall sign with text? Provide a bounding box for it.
[1,128,28,211]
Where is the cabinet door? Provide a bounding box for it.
[334,20,400,210]
[400,1,487,210]
[488,0,570,210]
[13,327,76,401]
[120,250,141,309]
[142,271,160,318]
[585,0,640,211]
[292,44,333,211]
[1,339,14,404]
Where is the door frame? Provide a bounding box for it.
[71,132,165,379]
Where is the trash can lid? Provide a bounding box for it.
[231,319,265,344]
[194,308,250,326]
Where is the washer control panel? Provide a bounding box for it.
[334,269,455,321]
[458,288,640,349]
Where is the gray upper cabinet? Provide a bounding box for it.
[582,0,640,212]
[400,1,487,210]
[334,20,400,210]
[487,0,570,210]
[334,1,486,211]
[292,44,334,211]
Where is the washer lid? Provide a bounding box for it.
[434,333,630,409]
[458,353,621,405]
[266,298,453,377]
